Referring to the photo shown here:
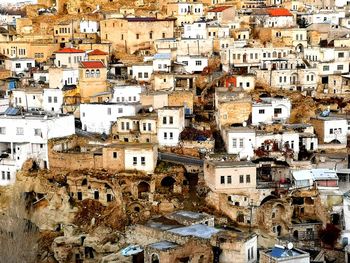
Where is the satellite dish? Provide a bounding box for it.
[287,242,293,250]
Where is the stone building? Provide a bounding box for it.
[100,17,176,54]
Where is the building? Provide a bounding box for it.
[5,58,35,75]
[157,106,185,147]
[222,126,255,160]
[252,97,291,125]
[166,2,203,26]
[101,17,176,54]
[0,110,75,186]
[260,244,310,263]
[204,160,257,193]
[310,116,348,145]
[80,102,141,134]
[53,47,86,68]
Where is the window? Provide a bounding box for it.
[96,70,100,78]
[85,70,90,78]
[107,107,112,115]
[259,109,265,114]
[144,72,149,78]
[133,157,137,165]
[162,32,165,38]
[126,122,130,130]
[0,127,5,134]
[138,72,142,78]
[323,65,329,71]
[239,175,244,183]
[169,132,173,139]
[34,129,41,136]
[118,108,123,113]
[136,33,139,39]
[113,152,117,158]
[54,97,57,103]
[15,63,21,68]
[163,117,166,124]
[239,138,244,148]
[195,60,202,66]
[163,132,167,139]
[220,176,225,184]
[121,122,125,130]
[141,156,145,165]
[7,172,10,180]
[16,127,24,135]
[246,174,250,183]
[330,128,333,134]
[337,65,344,71]
[338,52,344,58]
[48,96,52,103]
[121,34,124,40]
[169,116,173,124]
[148,123,151,131]
[149,32,153,39]
[227,175,232,184]
[274,108,282,114]
[143,123,147,131]
[232,138,237,148]
[1,171,4,180]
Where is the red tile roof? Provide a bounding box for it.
[208,6,233,13]
[267,8,293,17]
[88,49,108,56]
[80,61,105,68]
[55,47,85,54]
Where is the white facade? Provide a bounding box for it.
[157,107,185,147]
[111,85,144,103]
[5,58,35,74]
[252,98,291,125]
[0,14,21,25]
[153,53,172,73]
[302,11,345,25]
[43,89,63,113]
[0,113,75,186]
[183,21,207,39]
[54,51,86,69]
[80,103,140,134]
[49,68,79,90]
[80,20,99,33]
[124,147,156,174]
[263,15,295,28]
[176,55,208,73]
[33,71,49,84]
[12,89,43,110]
[130,64,153,82]
[223,127,256,160]
[322,118,348,144]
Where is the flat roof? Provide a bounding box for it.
[206,160,255,168]
[167,224,221,239]
[148,241,179,251]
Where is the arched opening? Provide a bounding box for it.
[137,181,150,199]
[237,212,244,223]
[296,44,304,53]
[151,253,159,263]
[293,230,299,240]
[82,178,87,186]
[277,225,282,236]
[160,176,176,190]
[330,139,341,144]
[331,213,340,225]
[260,195,277,206]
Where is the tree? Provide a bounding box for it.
[319,223,341,248]
[0,190,39,262]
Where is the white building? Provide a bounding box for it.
[80,103,141,134]
[12,89,43,110]
[33,70,49,84]
[182,21,207,39]
[53,47,86,69]
[176,55,208,73]
[311,116,348,145]
[80,20,99,33]
[43,89,63,113]
[256,8,295,28]
[129,63,153,82]
[222,126,255,160]
[0,112,75,186]
[49,67,79,90]
[124,144,157,174]
[153,53,172,73]
[5,58,35,75]
[157,106,185,147]
[111,85,144,103]
[252,97,291,125]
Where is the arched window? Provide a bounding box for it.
[96,69,100,78]
[90,70,95,78]
[85,70,90,78]
[151,254,159,263]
